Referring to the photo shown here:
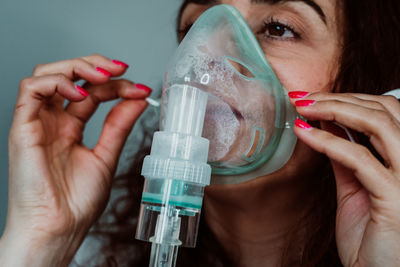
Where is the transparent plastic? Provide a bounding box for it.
[163,4,299,177]
[136,179,203,247]
[141,85,211,186]
[136,4,302,266]
[136,85,210,267]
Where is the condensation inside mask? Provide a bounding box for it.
[162,4,297,176]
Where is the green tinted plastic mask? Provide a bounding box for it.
[162,4,298,184]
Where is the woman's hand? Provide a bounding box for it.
[0,55,152,266]
[290,91,400,267]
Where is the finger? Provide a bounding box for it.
[320,121,373,200]
[82,54,130,75]
[293,92,400,123]
[65,80,152,124]
[32,55,129,84]
[291,92,386,113]
[14,75,87,124]
[295,99,400,171]
[294,119,398,199]
[93,99,148,173]
[347,93,400,122]
[293,93,399,162]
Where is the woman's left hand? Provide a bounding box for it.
[291,92,400,267]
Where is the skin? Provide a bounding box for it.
[182,0,339,265]
[182,1,400,266]
[0,55,151,266]
[1,1,400,267]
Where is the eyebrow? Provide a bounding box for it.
[251,0,326,23]
[189,0,327,24]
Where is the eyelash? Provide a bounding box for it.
[261,17,301,41]
[179,17,301,41]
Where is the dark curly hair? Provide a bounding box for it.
[76,0,400,266]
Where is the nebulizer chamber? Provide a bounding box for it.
[136,83,211,266]
[136,4,298,267]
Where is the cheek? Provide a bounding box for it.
[268,56,336,94]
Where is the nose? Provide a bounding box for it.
[218,0,253,21]
[227,58,256,79]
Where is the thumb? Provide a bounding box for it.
[93,99,148,175]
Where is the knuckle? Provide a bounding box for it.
[75,57,94,69]
[74,57,87,65]
[370,100,386,111]
[69,58,87,68]
[19,77,34,92]
[91,53,103,58]
[372,109,391,124]
[372,109,397,130]
[342,92,354,98]
[376,101,386,110]
[32,63,46,76]
[353,144,373,164]
[322,99,343,114]
[89,53,102,58]
[53,73,65,82]
[318,98,341,107]
[310,91,328,99]
[85,53,107,61]
[342,93,358,101]
[116,79,132,87]
[53,73,70,85]
[382,95,400,108]
[383,95,398,104]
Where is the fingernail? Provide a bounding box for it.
[295,100,315,107]
[136,83,152,93]
[112,59,129,68]
[76,85,89,97]
[295,119,312,130]
[288,91,309,99]
[96,67,111,77]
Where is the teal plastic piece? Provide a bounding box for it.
[140,179,204,210]
[142,192,203,210]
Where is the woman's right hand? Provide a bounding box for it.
[0,55,152,267]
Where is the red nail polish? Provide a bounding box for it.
[76,85,89,97]
[288,91,309,99]
[295,119,312,130]
[112,59,129,68]
[136,83,153,93]
[96,67,111,77]
[295,100,315,107]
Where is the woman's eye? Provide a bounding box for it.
[263,21,298,40]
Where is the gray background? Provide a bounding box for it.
[0,0,181,235]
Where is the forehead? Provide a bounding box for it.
[180,0,339,25]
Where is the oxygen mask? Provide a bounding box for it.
[136,5,299,267]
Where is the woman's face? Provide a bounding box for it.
[178,0,342,183]
[179,0,341,96]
